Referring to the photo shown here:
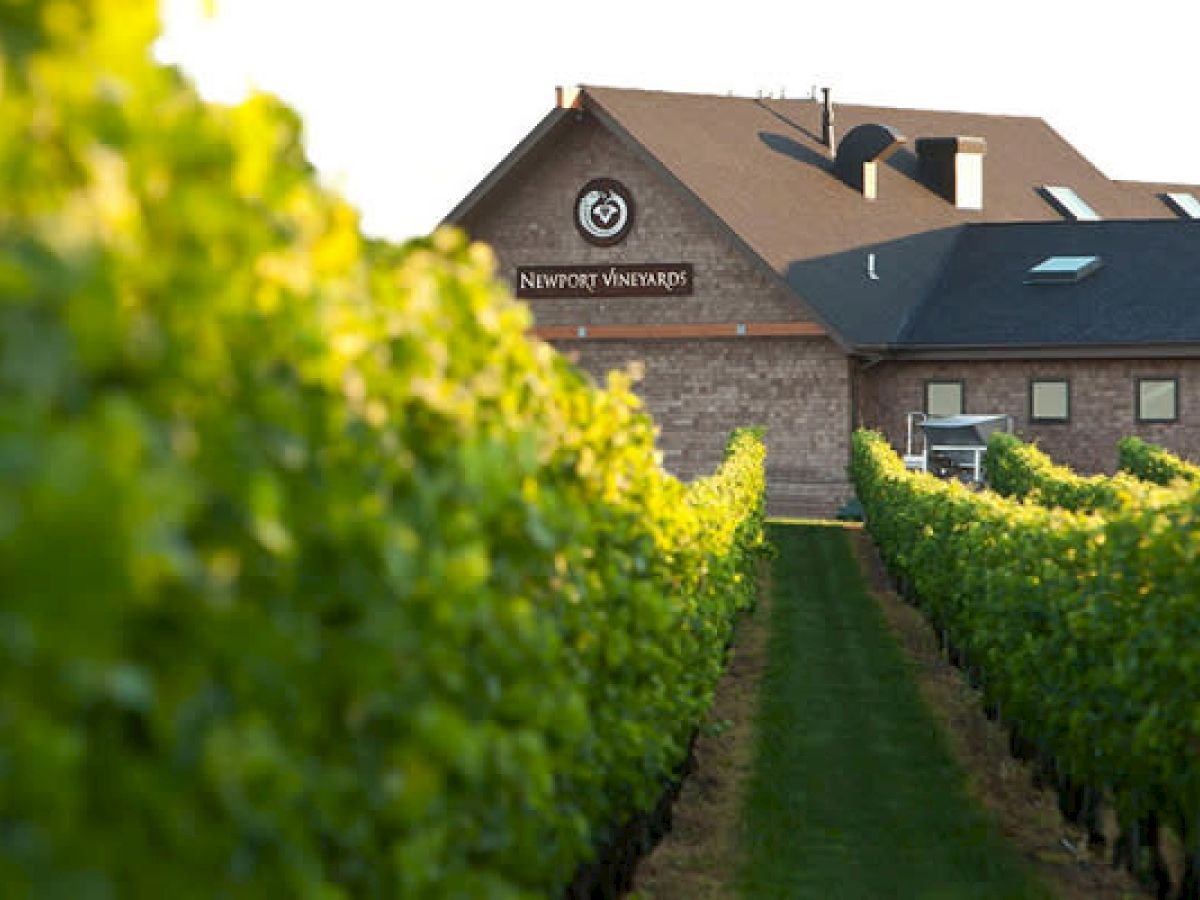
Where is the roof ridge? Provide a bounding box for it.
[580,84,1048,123]
[1115,178,1200,192]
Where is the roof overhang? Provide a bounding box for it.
[443,107,574,226]
[857,341,1200,361]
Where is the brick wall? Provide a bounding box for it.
[461,108,851,516]
[562,337,854,518]
[860,357,1200,473]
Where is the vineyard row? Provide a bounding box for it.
[852,430,1200,897]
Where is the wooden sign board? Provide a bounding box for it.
[516,263,693,298]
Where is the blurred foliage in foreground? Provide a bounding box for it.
[0,2,767,896]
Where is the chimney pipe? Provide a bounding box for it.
[821,87,835,151]
[916,136,987,210]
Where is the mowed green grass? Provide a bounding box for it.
[739,523,1051,899]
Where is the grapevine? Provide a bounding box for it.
[0,4,767,895]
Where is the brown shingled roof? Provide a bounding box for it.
[1116,180,1200,219]
[581,85,1179,272]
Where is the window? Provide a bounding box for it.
[925,380,963,416]
[1041,185,1101,221]
[1137,378,1179,423]
[1164,192,1200,219]
[1025,255,1104,284]
[1030,379,1070,422]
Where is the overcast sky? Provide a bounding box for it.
[158,0,1200,243]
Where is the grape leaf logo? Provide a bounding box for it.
[574,179,634,246]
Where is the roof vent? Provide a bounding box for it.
[1040,185,1100,221]
[916,137,986,210]
[1025,255,1104,284]
[1163,191,1200,219]
[834,124,906,200]
[821,87,835,150]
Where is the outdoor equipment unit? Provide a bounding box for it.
[904,412,1013,482]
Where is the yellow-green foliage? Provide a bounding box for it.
[1118,435,1200,487]
[986,432,1168,512]
[852,431,1200,853]
[0,4,767,896]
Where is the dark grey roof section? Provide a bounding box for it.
[784,227,965,346]
[898,220,1200,347]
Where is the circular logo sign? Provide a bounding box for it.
[574,178,635,246]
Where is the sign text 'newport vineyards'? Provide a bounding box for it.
[516,263,693,299]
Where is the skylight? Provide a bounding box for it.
[1164,192,1200,219]
[1025,255,1104,284]
[1041,185,1101,221]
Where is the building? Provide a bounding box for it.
[445,86,1200,516]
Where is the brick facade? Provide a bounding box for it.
[464,113,851,516]
[563,337,854,517]
[860,358,1200,474]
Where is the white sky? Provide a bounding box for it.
[157,0,1200,243]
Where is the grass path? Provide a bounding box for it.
[738,523,1052,899]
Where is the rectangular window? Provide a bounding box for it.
[1025,256,1103,284]
[1030,379,1070,422]
[925,380,964,417]
[1041,185,1101,221]
[1137,378,1179,423]
[1164,192,1200,219]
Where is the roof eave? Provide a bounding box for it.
[879,342,1200,361]
[442,107,573,227]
